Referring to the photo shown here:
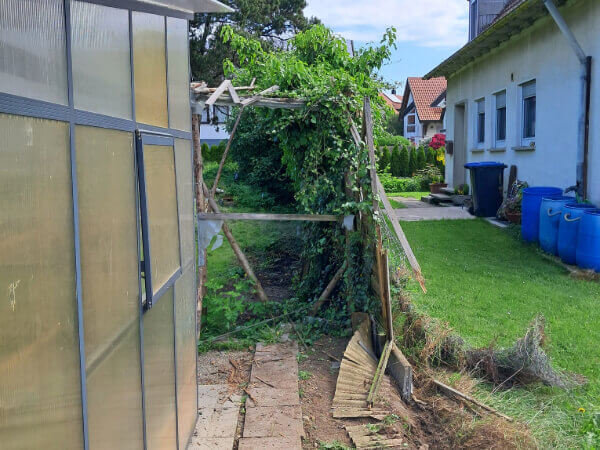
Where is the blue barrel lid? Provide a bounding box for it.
[583,208,600,216]
[464,161,507,168]
[523,187,563,196]
[541,196,576,202]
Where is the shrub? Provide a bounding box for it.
[378,146,390,172]
[201,142,210,161]
[399,145,409,177]
[390,144,401,177]
[379,172,429,192]
[430,133,446,150]
[426,147,436,166]
[408,147,417,176]
[375,135,410,147]
[416,146,426,171]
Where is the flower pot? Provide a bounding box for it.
[429,183,447,194]
[505,210,522,224]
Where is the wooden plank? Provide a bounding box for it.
[375,176,427,293]
[381,250,394,342]
[387,342,413,402]
[366,341,392,407]
[241,85,280,107]
[204,80,231,107]
[210,106,245,198]
[194,95,305,109]
[192,113,205,339]
[226,82,241,104]
[197,212,340,222]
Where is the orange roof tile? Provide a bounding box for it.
[405,77,446,122]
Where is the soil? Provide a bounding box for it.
[298,336,535,450]
[197,349,253,393]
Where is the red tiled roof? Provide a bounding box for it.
[379,92,403,112]
[405,77,446,122]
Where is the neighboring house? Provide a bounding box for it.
[380,90,403,114]
[427,0,599,205]
[399,77,447,144]
[201,104,231,146]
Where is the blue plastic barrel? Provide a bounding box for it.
[558,203,597,264]
[539,197,576,255]
[522,187,563,243]
[576,209,600,272]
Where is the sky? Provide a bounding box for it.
[304,0,469,93]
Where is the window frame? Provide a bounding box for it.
[520,80,536,146]
[475,98,485,148]
[135,130,183,311]
[493,90,506,148]
[406,111,416,134]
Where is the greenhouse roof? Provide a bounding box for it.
[137,0,233,14]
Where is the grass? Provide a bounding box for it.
[386,191,429,199]
[402,219,600,447]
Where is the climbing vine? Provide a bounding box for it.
[222,25,397,316]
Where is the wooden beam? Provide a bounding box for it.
[205,80,232,107]
[197,212,340,222]
[192,113,206,339]
[193,95,305,109]
[241,85,280,107]
[202,183,269,303]
[310,261,348,315]
[210,106,245,198]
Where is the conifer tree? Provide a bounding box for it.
[408,147,417,176]
[390,144,401,177]
[416,146,426,171]
[378,146,390,172]
[399,145,410,177]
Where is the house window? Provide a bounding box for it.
[407,113,416,133]
[495,91,506,146]
[521,81,536,143]
[476,99,485,146]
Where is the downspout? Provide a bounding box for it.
[542,0,592,199]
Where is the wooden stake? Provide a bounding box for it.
[381,250,394,342]
[310,261,348,315]
[210,106,245,199]
[202,183,269,302]
[367,340,392,407]
[432,379,514,422]
[192,113,206,338]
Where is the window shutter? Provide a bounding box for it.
[495,92,506,109]
[522,81,536,98]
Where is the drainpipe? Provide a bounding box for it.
[542,0,592,199]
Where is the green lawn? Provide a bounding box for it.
[386,191,429,199]
[402,219,600,447]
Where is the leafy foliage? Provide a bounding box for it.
[221,25,397,312]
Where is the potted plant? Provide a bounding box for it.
[419,164,446,194]
[500,181,528,224]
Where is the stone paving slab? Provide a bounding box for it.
[195,406,239,438]
[246,385,300,407]
[188,437,235,450]
[242,405,305,438]
[395,206,475,221]
[238,436,302,450]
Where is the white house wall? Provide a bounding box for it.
[444,0,600,205]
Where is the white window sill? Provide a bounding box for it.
[488,147,506,153]
[470,147,485,153]
[512,146,536,152]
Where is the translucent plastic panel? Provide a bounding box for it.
[144,145,181,295]
[75,126,143,448]
[71,2,132,119]
[0,0,68,104]
[175,269,197,449]
[133,12,168,128]
[167,18,191,131]
[143,287,177,450]
[174,139,194,267]
[0,114,82,449]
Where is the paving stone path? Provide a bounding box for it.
[239,341,303,450]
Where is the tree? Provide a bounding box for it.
[416,146,426,171]
[390,145,401,176]
[399,145,409,177]
[190,1,319,85]
[426,147,436,166]
[378,146,390,172]
[408,147,417,176]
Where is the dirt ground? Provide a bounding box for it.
[298,336,535,449]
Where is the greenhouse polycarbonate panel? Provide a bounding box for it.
[143,287,177,450]
[0,114,82,449]
[75,126,143,449]
[0,0,68,104]
[71,2,132,119]
[133,12,168,128]
[175,269,197,450]
[167,17,191,132]
[174,139,194,267]
[144,144,181,296]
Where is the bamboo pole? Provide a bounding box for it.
[310,261,348,315]
[202,183,269,302]
[210,106,245,199]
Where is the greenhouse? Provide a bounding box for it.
[0,0,231,449]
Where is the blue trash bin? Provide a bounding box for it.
[464,162,507,217]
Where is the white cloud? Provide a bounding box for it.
[304,0,468,48]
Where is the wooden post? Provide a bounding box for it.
[192,113,206,338]
[310,261,348,315]
[202,183,269,302]
[210,106,245,198]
